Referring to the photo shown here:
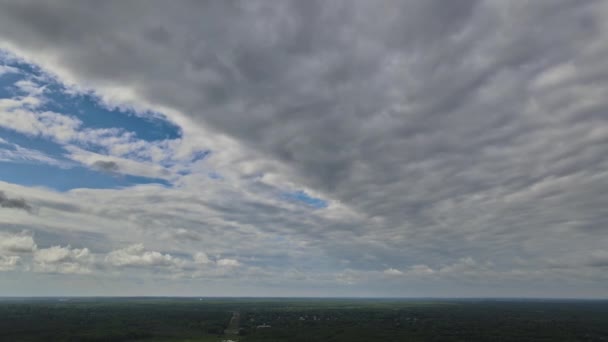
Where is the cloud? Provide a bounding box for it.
[408,264,435,275]
[0,76,188,180]
[383,268,403,276]
[0,141,71,168]
[0,232,94,274]
[105,244,182,268]
[0,1,607,296]
[586,250,608,268]
[0,255,20,271]
[66,146,172,180]
[0,98,82,142]
[193,252,211,265]
[34,245,90,263]
[438,257,480,274]
[217,258,241,268]
[0,191,32,212]
[91,160,119,174]
[33,245,92,274]
[0,232,30,272]
[14,79,45,96]
[0,229,230,276]
[0,231,37,253]
[0,64,18,76]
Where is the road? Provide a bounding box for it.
[224,311,240,335]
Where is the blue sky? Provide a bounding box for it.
[1,54,326,205]
[282,190,328,209]
[0,1,607,298]
[0,56,181,190]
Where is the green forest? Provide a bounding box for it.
[1,298,607,341]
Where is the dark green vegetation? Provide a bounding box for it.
[0,298,607,341]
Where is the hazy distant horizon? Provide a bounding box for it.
[1,296,607,301]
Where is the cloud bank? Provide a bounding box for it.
[0,0,607,297]
[0,191,32,212]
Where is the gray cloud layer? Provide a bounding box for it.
[0,191,32,212]
[0,0,607,296]
[91,160,120,174]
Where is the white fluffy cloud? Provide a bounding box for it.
[34,245,90,263]
[0,231,37,253]
[0,98,81,142]
[33,245,93,274]
[193,252,211,265]
[0,230,247,278]
[105,244,180,268]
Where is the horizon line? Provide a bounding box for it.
[1,296,606,301]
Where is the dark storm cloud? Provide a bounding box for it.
[0,191,32,212]
[1,0,607,288]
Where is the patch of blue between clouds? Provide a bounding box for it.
[191,150,212,163]
[282,190,328,209]
[44,87,181,142]
[1,66,70,158]
[0,50,185,190]
[0,72,22,99]
[1,56,182,142]
[0,127,67,157]
[0,161,170,191]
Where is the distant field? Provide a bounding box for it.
[0,298,607,341]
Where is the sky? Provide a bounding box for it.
[0,0,607,298]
